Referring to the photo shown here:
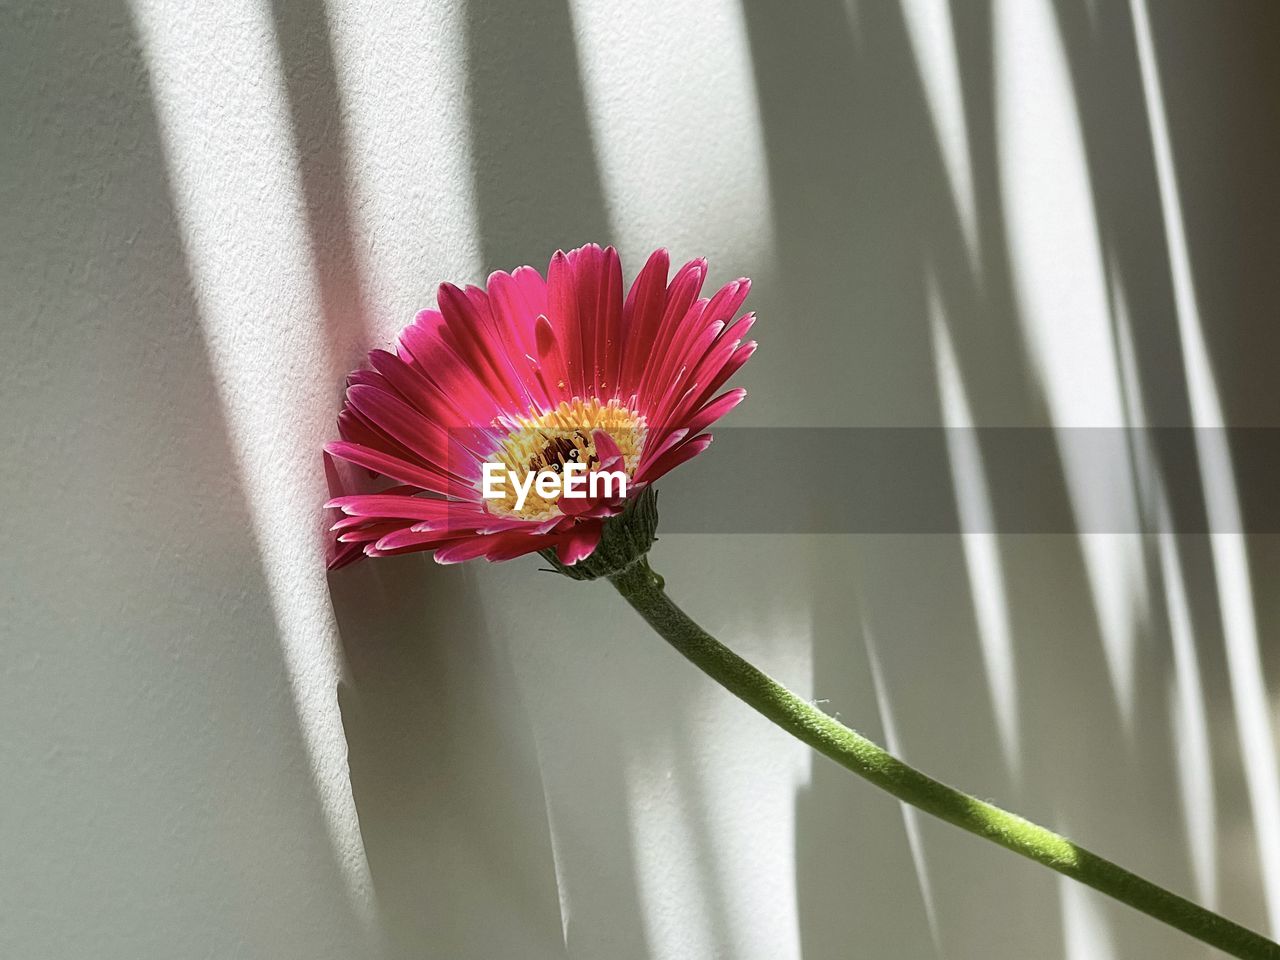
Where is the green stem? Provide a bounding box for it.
[607,557,1280,960]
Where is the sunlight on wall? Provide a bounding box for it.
[1110,260,1219,908]
[930,284,1021,777]
[324,0,483,322]
[863,623,944,954]
[1058,872,1118,960]
[993,0,1146,732]
[900,0,979,270]
[685,639,810,960]
[1159,523,1221,908]
[625,744,719,960]
[1130,0,1280,931]
[130,0,377,934]
[93,2,1275,956]
[567,0,774,270]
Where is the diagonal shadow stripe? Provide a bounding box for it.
[0,4,370,957]
[464,0,613,271]
[268,0,373,373]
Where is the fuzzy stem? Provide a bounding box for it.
[607,557,1279,960]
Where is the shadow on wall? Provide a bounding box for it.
[260,2,565,952]
[464,0,612,270]
[310,0,1280,956]
[267,0,374,379]
[738,0,1027,431]
[0,5,369,959]
[797,540,943,959]
[737,1,1063,953]
[1131,0,1280,429]
[741,0,1279,957]
[1050,0,1280,933]
[329,556,568,960]
[324,1,640,957]
[16,0,1279,957]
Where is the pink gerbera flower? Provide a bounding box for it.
[325,244,757,570]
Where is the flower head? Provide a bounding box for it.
[325,244,756,569]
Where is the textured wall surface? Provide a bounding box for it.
[4,1,1279,957]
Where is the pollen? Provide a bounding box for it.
[486,398,646,519]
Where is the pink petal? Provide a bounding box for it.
[637,433,714,485]
[599,246,624,398]
[325,440,477,500]
[718,311,756,345]
[339,520,414,544]
[433,531,532,564]
[547,250,586,397]
[569,244,606,396]
[438,282,525,410]
[512,264,549,320]
[325,493,453,521]
[637,427,688,473]
[328,541,366,570]
[345,384,481,483]
[680,387,747,438]
[484,532,561,562]
[557,492,596,517]
[375,525,462,551]
[535,314,570,399]
[619,248,670,398]
[635,259,707,408]
[592,428,623,469]
[556,523,602,566]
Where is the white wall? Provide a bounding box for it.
[4,1,1279,958]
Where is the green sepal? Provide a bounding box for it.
[538,485,659,581]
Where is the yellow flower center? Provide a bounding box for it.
[486,398,646,519]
